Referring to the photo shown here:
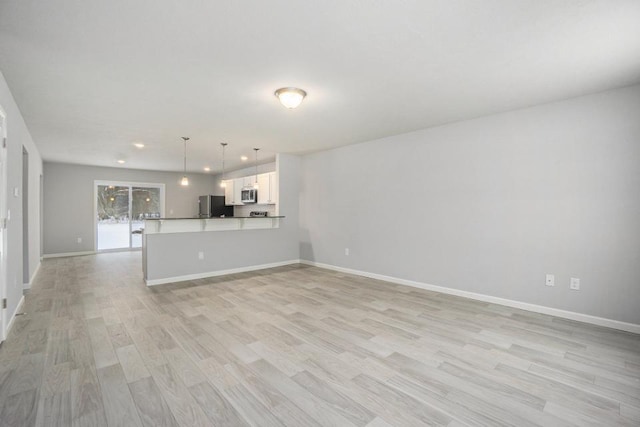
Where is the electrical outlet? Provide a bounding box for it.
[77,237,82,244]
[545,274,555,287]
[345,248,349,256]
[570,277,580,290]
[169,209,174,215]
[198,251,204,260]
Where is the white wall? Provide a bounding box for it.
[43,162,218,255]
[300,85,640,325]
[0,71,43,322]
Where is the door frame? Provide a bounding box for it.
[0,105,8,341]
[94,180,165,252]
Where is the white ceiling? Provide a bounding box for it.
[1,1,639,174]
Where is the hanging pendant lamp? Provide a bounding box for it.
[180,137,189,186]
[220,142,228,188]
[253,148,260,189]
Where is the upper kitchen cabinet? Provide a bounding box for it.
[223,180,234,205]
[223,179,244,206]
[233,177,244,205]
[223,172,277,206]
[257,172,278,205]
[242,176,255,188]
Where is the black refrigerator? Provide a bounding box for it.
[199,195,234,217]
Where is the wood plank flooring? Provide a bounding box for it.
[1,251,639,426]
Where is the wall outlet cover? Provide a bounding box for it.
[345,248,350,256]
[198,251,204,260]
[545,274,555,286]
[570,277,580,290]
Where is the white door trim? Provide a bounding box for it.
[0,105,8,341]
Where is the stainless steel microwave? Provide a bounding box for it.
[241,187,257,203]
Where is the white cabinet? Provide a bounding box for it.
[224,172,278,206]
[233,178,244,205]
[223,180,235,205]
[257,172,278,205]
[222,178,246,206]
[257,173,270,204]
[243,176,257,188]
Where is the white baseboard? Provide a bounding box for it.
[145,259,302,286]
[23,261,41,290]
[43,250,95,259]
[300,260,640,335]
[4,295,25,341]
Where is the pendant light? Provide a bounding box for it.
[180,137,189,186]
[220,142,228,188]
[253,148,260,189]
[274,87,307,109]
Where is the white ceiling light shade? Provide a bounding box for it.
[274,87,307,109]
[180,136,189,186]
[133,142,145,148]
[117,159,126,164]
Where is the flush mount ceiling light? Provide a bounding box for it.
[204,167,210,172]
[241,155,248,161]
[117,159,126,164]
[133,142,145,148]
[274,87,307,109]
[180,137,189,186]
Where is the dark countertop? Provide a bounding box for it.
[145,216,284,220]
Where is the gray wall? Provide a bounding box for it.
[299,85,640,324]
[43,162,218,255]
[0,71,43,320]
[146,154,299,280]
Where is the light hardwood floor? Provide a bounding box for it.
[1,252,639,426]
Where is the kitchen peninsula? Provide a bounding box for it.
[142,154,301,286]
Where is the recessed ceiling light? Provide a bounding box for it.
[133,142,145,148]
[241,155,248,161]
[117,159,126,164]
[204,167,211,172]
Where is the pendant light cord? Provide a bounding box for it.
[221,143,226,181]
[254,148,259,184]
[181,137,189,176]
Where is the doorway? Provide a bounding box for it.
[95,181,164,251]
[22,146,28,287]
[0,107,7,341]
